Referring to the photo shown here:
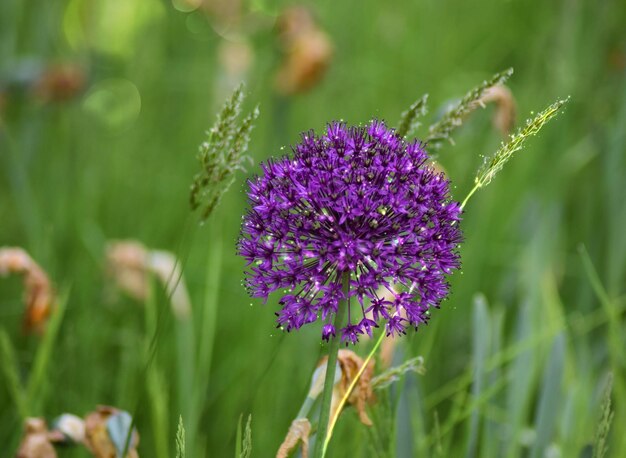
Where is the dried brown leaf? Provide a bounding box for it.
[274,6,333,95]
[106,241,191,319]
[84,406,139,458]
[470,84,516,136]
[34,64,86,103]
[16,418,57,458]
[0,247,54,334]
[318,349,375,427]
[276,418,311,458]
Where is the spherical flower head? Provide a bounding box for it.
[238,120,462,343]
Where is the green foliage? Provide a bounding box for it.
[189,84,259,221]
[425,68,513,149]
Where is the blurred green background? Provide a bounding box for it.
[1,0,625,456]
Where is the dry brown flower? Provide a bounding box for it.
[49,413,86,444]
[318,349,375,427]
[84,406,139,458]
[105,240,191,319]
[274,6,333,95]
[200,0,242,27]
[217,40,254,79]
[280,350,376,456]
[16,418,57,458]
[33,64,86,103]
[276,418,311,458]
[0,247,54,334]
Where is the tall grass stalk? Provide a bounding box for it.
[185,222,224,455]
[146,281,170,458]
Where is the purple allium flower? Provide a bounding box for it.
[238,120,462,343]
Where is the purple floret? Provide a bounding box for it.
[238,120,462,343]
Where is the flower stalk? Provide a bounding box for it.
[313,271,350,458]
[322,330,385,456]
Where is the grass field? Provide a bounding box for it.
[1,0,626,456]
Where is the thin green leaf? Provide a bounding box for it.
[530,333,565,458]
[0,328,28,420]
[239,414,252,458]
[26,287,69,412]
[235,414,243,458]
[466,294,491,458]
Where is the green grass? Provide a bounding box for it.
[1,0,625,456]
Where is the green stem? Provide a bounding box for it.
[460,183,481,210]
[322,330,386,455]
[313,271,351,458]
[296,396,316,419]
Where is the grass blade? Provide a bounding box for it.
[530,333,565,458]
[25,287,69,412]
[466,294,491,458]
[0,328,28,420]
